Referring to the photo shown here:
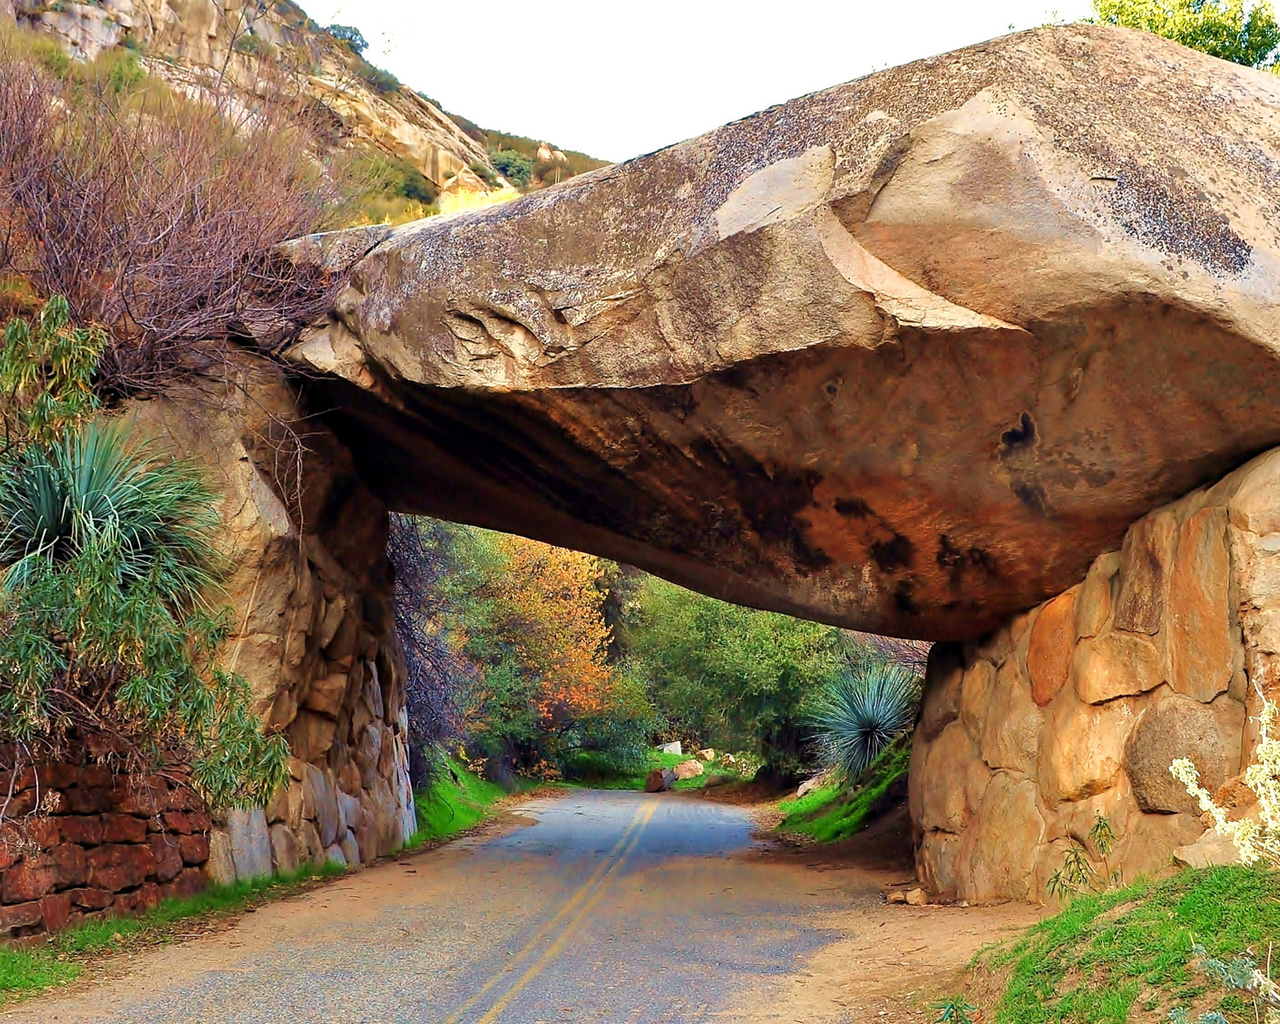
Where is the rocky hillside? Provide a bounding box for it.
[6,0,494,192]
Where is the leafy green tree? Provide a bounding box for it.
[624,576,849,780]
[490,149,534,188]
[1092,0,1280,68]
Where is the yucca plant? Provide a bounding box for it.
[0,420,287,808]
[807,659,921,781]
[0,295,288,809]
[0,420,219,601]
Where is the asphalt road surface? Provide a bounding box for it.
[13,790,874,1023]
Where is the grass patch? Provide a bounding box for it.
[566,750,753,791]
[976,865,1280,1023]
[777,740,909,843]
[0,863,346,1005]
[407,757,507,847]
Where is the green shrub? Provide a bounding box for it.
[103,50,145,94]
[0,300,288,809]
[469,160,500,188]
[0,294,103,443]
[232,33,276,60]
[490,149,533,188]
[25,35,70,77]
[1168,940,1280,1024]
[398,165,437,204]
[356,58,400,95]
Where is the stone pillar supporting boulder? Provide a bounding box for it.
[909,446,1280,903]
[124,356,416,886]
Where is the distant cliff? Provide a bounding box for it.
[9,0,494,190]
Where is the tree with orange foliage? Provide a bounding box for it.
[443,529,651,779]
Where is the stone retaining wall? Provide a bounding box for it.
[910,446,1280,903]
[0,358,418,938]
[124,359,415,887]
[0,765,209,938]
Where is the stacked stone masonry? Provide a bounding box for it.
[0,359,420,938]
[0,766,209,938]
[124,360,416,890]
[910,446,1280,903]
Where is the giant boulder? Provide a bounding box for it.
[289,25,1280,641]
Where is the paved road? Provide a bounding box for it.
[14,790,872,1023]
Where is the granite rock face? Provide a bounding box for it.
[12,0,492,189]
[909,445,1280,903]
[123,359,417,887]
[291,24,1280,641]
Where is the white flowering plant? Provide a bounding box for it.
[1170,682,1280,869]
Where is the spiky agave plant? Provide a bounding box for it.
[808,659,921,781]
[0,420,218,602]
[0,419,287,809]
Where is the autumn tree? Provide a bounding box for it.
[443,530,650,778]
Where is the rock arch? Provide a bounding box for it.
[198,24,1280,898]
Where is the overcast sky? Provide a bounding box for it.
[301,0,1094,162]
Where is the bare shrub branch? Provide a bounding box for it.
[0,32,344,393]
[387,515,470,787]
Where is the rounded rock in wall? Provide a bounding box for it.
[1166,507,1235,703]
[979,659,1043,774]
[917,831,961,895]
[1071,632,1162,705]
[959,772,1045,903]
[269,824,301,875]
[918,722,979,834]
[1038,691,1138,804]
[1074,551,1120,641]
[959,660,996,741]
[1124,695,1228,814]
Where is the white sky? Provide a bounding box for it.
[302,0,1094,162]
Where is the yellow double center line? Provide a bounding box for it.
[442,800,658,1024]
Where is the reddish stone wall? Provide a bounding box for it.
[0,764,209,938]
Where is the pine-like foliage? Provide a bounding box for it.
[808,659,921,781]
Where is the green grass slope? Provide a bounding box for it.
[776,741,910,843]
[974,866,1280,1023]
[409,757,507,846]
